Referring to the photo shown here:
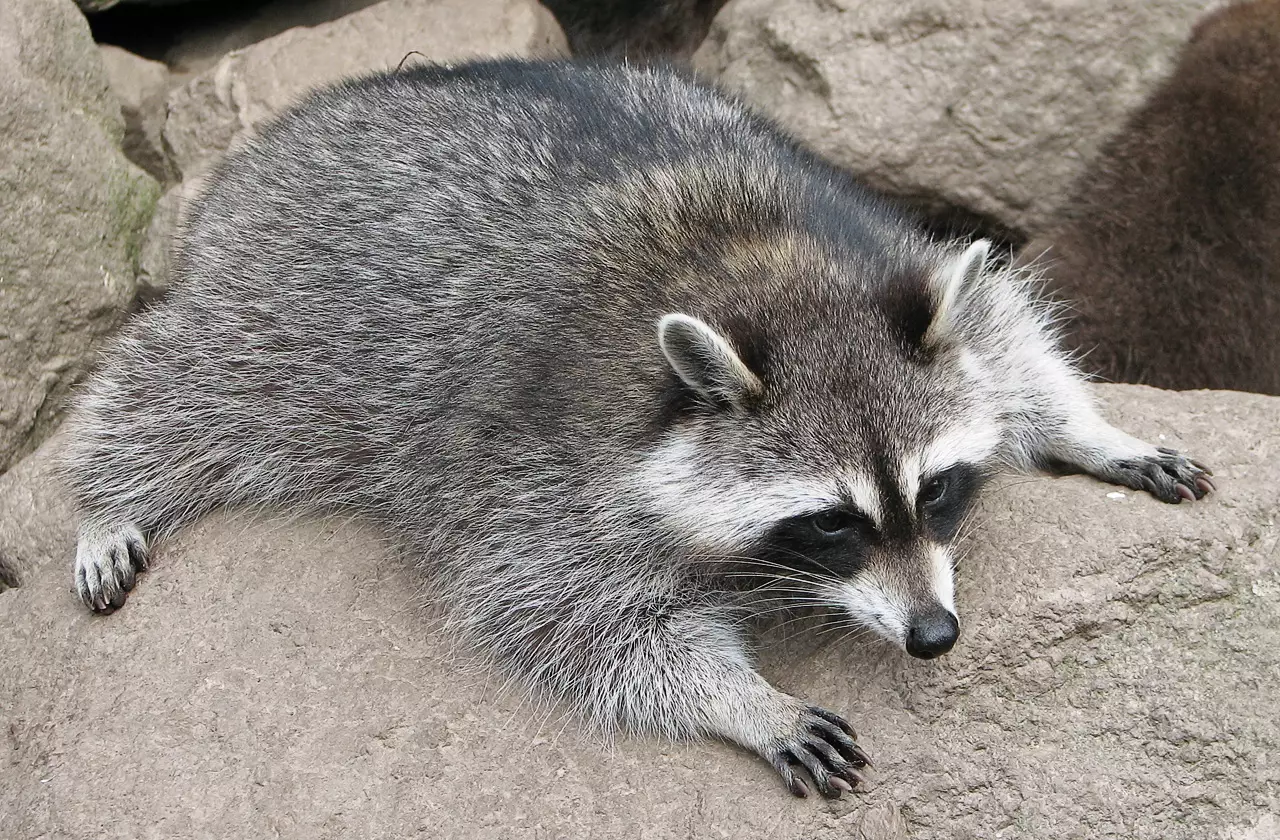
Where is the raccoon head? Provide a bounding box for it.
[639,239,1002,660]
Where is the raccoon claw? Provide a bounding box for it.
[766,706,871,799]
[1105,447,1214,505]
[74,523,149,613]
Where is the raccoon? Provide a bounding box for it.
[63,59,1213,798]
[1022,0,1280,394]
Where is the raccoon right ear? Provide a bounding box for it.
[924,239,990,349]
[658,313,763,408]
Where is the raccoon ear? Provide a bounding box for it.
[925,239,990,348]
[658,313,763,407]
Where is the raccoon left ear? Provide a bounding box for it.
[924,239,990,349]
[658,313,763,408]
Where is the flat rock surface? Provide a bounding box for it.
[696,0,1222,235]
[2,385,1278,839]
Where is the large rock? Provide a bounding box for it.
[133,181,194,301]
[2,384,1277,838]
[159,0,388,76]
[98,44,177,183]
[0,0,160,474]
[696,0,1223,235]
[163,0,568,180]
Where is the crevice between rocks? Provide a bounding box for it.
[895,194,1028,255]
[87,0,277,63]
[0,555,20,592]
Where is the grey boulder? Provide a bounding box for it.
[0,0,159,474]
[98,44,177,183]
[162,0,569,180]
[696,0,1221,235]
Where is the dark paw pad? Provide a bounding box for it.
[766,706,872,799]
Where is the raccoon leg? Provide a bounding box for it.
[688,670,871,798]
[536,601,871,798]
[63,386,238,611]
[1009,379,1214,503]
[64,431,201,613]
[1059,435,1215,505]
[75,522,149,612]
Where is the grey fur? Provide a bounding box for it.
[62,59,1212,799]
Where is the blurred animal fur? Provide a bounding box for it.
[1022,0,1280,394]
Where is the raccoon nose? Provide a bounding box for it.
[905,608,959,659]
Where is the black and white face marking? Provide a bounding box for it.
[637,307,999,661]
[637,433,992,660]
[917,462,985,543]
[713,454,990,660]
[636,429,887,550]
[760,452,990,658]
[754,504,878,580]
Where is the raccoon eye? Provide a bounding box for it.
[919,473,950,507]
[808,509,866,537]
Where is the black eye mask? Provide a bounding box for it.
[751,506,876,579]
[918,463,987,543]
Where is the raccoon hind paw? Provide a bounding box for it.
[75,523,149,613]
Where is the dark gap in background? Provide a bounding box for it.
[902,197,1028,257]
[86,0,278,61]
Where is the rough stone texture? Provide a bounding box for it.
[695,0,1225,235]
[3,385,1277,838]
[98,44,177,183]
[97,44,167,113]
[134,180,201,299]
[160,0,388,75]
[162,0,569,180]
[76,0,193,10]
[0,0,160,475]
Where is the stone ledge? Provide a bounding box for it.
[2,385,1277,839]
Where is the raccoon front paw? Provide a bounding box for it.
[1104,447,1215,504]
[765,705,872,799]
[75,523,149,612]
